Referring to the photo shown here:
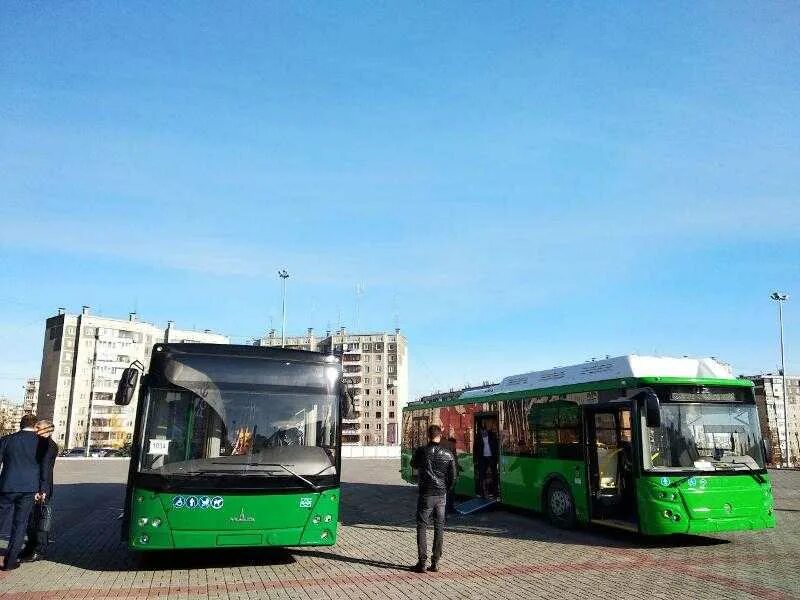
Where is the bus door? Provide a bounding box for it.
[584,404,637,530]
[472,412,499,499]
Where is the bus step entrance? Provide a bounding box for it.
[455,497,498,515]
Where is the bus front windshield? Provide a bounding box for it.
[642,402,766,472]
[138,383,339,479]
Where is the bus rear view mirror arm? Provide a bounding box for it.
[633,389,661,428]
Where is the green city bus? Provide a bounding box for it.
[401,355,776,535]
[115,343,348,551]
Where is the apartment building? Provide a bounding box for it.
[23,377,39,415]
[0,396,25,436]
[37,308,228,449]
[257,327,409,446]
[742,373,800,467]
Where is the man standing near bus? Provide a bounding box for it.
[0,414,47,571]
[21,420,58,562]
[410,424,457,573]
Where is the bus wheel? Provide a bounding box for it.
[546,480,576,529]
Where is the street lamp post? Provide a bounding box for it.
[770,291,790,467]
[278,269,290,347]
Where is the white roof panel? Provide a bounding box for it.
[460,355,735,399]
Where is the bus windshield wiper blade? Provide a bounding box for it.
[713,461,765,483]
[259,463,321,491]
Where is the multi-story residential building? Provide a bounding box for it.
[23,377,39,415]
[37,308,228,449]
[742,373,800,467]
[0,396,25,436]
[257,327,409,446]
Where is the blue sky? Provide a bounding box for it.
[1,2,798,400]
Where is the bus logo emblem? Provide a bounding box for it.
[199,496,211,509]
[187,497,198,509]
[299,497,313,508]
[211,496,224,510]
[172,496,186,509]
[660,477,670,487]
[230,508,255,523]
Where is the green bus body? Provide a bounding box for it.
[128,487,340,550]
[120,344,346,551]
[401,373,776,535]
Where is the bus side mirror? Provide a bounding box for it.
[761,438,772,465]
[340,384,356,420]
[635,389,661,428]
[115,368,140,406]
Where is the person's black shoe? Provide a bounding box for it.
[21,553,42,563]
[427,562,439,573]
[3,562,20,571]
[412,560,426,573]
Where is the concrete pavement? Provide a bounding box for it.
[0,459,798,599]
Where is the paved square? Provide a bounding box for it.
[1,460,798,599]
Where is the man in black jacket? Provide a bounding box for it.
[0,414,47,571]
[410,424,457,573]
[21,420,58,562]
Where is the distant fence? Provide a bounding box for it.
[341,445,401,459]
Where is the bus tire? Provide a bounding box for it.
[545,480,576,529]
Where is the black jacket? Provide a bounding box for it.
[36,438,58,499]
[474,430,499,460]
[411,442,457,497]
[0,430,46,493]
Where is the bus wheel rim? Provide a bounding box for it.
[550,489,570,516]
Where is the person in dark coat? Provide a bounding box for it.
[475,421,500,498]
[0,414,48,571]
[410,424,457,573]
[21,420,58,562]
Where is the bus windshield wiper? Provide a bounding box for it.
[712,460,765,483]
[260,463,321,491]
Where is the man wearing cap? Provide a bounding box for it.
[21,420,58,562]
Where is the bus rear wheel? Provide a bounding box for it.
[545,480,576,529]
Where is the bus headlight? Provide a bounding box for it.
[324,515,332,523]
[138,517,149,526]
[138,534,150,545]
[312,515,321,524]
[151,518,162,528]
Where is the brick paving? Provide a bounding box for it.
[0,459,798,600]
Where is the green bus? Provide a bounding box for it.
[115,343,348,551]
[401,355,776,535]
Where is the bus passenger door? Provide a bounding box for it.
[585,404,637,530]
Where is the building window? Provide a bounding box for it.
[364,412,370,418]
[389,412,394,418]
[376,412,381,418]
[365,424,370,430]
[377,424,382,430]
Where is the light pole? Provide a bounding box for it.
[770,291,790,467]
[278,269,290,347]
